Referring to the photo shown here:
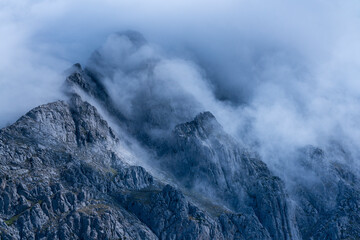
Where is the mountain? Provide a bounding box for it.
[0,95,272,239]
[1,31,360,239]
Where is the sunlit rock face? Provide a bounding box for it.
[1,31,360,239]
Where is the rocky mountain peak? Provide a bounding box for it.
[174,111,222,139]
[114,30,147,47]
[195,111,216,121]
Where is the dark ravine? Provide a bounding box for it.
[1,31,360,239]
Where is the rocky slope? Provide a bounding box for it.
[160,111,297,239]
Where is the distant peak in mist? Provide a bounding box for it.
[115,30,147,47]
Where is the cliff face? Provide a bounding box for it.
[1,31,360,240]
[161,111,296,239]
[289,146,360,239]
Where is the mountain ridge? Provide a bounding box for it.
[1,31,360,239]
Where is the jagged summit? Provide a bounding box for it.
[195,111,216,121]
[63,62,82,76]
[174,111,222,139]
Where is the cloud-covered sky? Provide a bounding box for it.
[2,0,360,171]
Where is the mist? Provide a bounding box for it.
[2,0,360,175]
